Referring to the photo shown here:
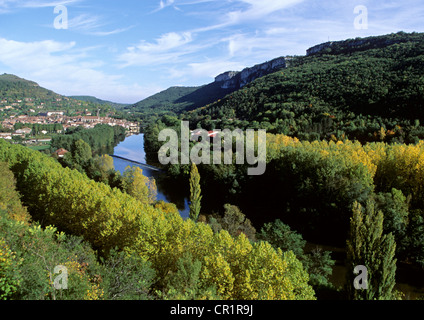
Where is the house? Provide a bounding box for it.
[16,127,32,135]
[39,111,64,117]
[53,148,68,158]
[81,116,99,123]
[208,131,219,138]
[0,133,12,140]
[190,129,220,139]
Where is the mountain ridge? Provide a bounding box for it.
[128,32,424,119]
[179,31,424,144]
[69,95,129,109]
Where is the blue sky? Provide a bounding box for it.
[0,0,422,103]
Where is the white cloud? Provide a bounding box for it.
[67,13,103,31]
[0,37,147,103]
[89,26,134,37]
[65,13,134,36]
[159,0,174,9]
[118,32,196,67]
[0,0,17,13]
[226,0,305,24]
[149,32,193,51]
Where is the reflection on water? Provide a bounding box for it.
[112,134,190,219]
[113,134,147,163]
[306,241,424,300]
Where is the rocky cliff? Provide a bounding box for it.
[214,57,286,89]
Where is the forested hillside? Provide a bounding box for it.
[0,74,115,119]
[69,96,128,110]
[142,32,424,299]
[123,82,236,121]
[181,32,424,144]
[0,74,54,100]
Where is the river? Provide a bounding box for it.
[112,133,190,219]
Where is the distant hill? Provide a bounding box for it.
[0,73,60,101]
[125,56,288,118]
[122,86,199,116]
[0,73,37,84]
[124,83,235,118]
[0,74,115,117]
[69,95,129,109]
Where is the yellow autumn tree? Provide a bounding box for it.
[122,166,157,205]
[0,139,317,301]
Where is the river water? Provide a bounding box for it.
[112,133,190,218]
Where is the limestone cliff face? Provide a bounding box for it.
[215,71,239,83]
[214,57,286,89]
[306,41,334,56]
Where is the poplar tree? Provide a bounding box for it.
[189,162,202,221]
[346,200,397,300]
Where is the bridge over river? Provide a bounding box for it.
[109,154,163,172]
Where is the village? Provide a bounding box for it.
[0,110,140,144]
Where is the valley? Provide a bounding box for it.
[1,31,424,302]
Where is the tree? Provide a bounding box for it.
[216,204,256,241]
[162,252,219,300]
[375,189,410,258]
[189,162,202,221]
[100,248,156,300]
[258,219,305,257]
[0,237,22,300]
[302,247,335,289]
[0,162,31,224]
[346,200,398,300]
[63,139,93,172]
[92,154,115,183]
[0,139,317,300]
[258,219,334,290]
[95,154,114,173]
[122,166,157,205]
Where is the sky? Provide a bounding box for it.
[0,0,423,104]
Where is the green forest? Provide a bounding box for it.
[0,140,316,300]
[180,32,424,144]
[142,32,424,299]
[50,124,126,156]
